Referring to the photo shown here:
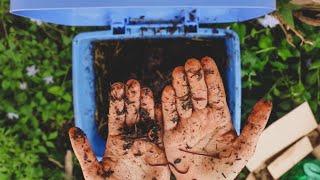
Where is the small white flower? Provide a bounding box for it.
[19,82,27,90]
[30,18,43,26]
[7,112,19,120]
[26,65,39,77]
[258,15,280,28]
[43,76,54,84]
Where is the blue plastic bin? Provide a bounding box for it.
[10,0,275,159]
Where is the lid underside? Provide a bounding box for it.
[11,0,275,26]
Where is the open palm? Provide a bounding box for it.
[69,80,170,180]
[161,57,272,180]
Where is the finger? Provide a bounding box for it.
[223,100,272,180]
[108,82,126,136]
[69,127,104,180]
[140,87,155,120]
[172,66,192,118]
[238,99,272,152]
[154,104,164,146]
[155,104,163,125]
[201,56,227,110]
[185,58,208,110]
[125,79,141,126]
[162,85,179,131]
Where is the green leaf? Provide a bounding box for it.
[306,71,318,85]
[242,51,259,66]
[48,132,58,140]
[37,146,48,154]
[250,28,258,38]
[309,101,318,113]
[278,2,300,27]
[41,110,51,122]
[12,69,23,79]
[62,35,72,46]
[273,88,281,97]
[45,141,55,148]
[1,80,11,90]
[62,93,72,102]
[309,60,320,70]
[278,47,293,61]
[279,101,292,111]
[270,61,288,71]
[258,35,273,49]
[279,8,294,27]
[48,86,64,96]
[231,23,246,44]
[15,93,28,104]
[314,36,320,48]
[291,83,305,97]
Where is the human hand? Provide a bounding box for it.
[161,57,272,180]
[69,80,171,180]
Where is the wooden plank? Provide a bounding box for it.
[307,130,320,147]
[316,124,320,133]
[246,173,256,180]
[246,102,317,171]
[312,144,320,159]
[267,137,313,179]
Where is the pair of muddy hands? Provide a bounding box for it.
[69,57,272,180]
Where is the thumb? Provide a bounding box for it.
[237,99,272,153]
[69,127,105,180]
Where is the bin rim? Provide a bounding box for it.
[10,0,276,26]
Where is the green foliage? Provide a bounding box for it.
[0,0,78,178]
[277,0,301,27]
[231,15,320,123]
[0,128,44,179]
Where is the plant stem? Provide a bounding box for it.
[255,47,277,54]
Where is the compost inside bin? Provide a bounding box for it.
[93,38,228,138]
